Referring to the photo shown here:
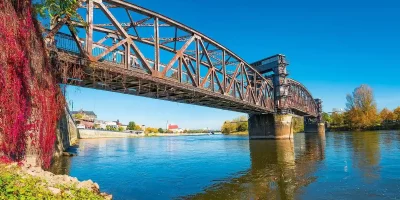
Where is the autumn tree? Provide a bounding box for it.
[221,121,237,134]
[380,108,395,123]
[394,107,400,121]
[345,85,379,129]
[331,112,345,126]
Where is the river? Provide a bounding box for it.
[50,130,400,200]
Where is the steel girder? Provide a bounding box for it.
[47,0,320,116]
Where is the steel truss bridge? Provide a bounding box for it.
[47,0,322,118]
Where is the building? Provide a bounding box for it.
[94,120,107,130]
[105,121,118,130]
[167,124,184,133]
[71,110,97,122]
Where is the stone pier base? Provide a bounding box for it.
[317,123,325,135]
[248,114,293,140]
[304,117,325,135]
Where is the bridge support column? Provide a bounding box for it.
[249,114,293,140]
[304,118,325,135]
[304,99,325,135]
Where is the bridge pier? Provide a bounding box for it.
[304,98,325,135]
[304,117,325,134]
[248,114,293,140]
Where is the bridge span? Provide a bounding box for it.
[46,0,325,139]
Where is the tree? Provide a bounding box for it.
[345,85,379,129]
[73,113,83,119]
[127,121,136,130]
[145,127,158,133]
[237,122,248,132]
[134,125,142,130]
[394,107,400,121]
[34,0,86,39]
[331,112,345,126]
[158,128,164,133]
[221,121,237,134]
[118,126,125,132]
[322,112,332,124]
[380,108,395,123]
[106,125,117,131]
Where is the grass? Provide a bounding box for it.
[0,164,105,200]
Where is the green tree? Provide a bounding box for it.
[345,85,379,129]
[34,0,86,38]
[127,121,136,130]
[118,126,125,132]
[158,128,164,133]
[322,112,332,123]
[331,112,345,126]
[106,125,117,131]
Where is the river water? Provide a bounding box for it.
[50,130,400,200]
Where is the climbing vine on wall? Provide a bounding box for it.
[0,0,65,168]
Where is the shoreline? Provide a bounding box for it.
[79,129,220,139]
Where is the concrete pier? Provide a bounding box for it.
[304,116,325,134]
[248,114,293,139]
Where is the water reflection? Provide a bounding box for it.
[348,131,381,181]
[49,131,400,200]
[182,133,326,200]
[49,155,71,175]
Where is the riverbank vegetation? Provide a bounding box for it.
[221,116,248,135]
[0,164,109,199]
[324,85,400,131]
[221,116,305,135]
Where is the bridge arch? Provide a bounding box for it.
[286,78,319,117]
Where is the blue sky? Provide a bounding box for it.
[65,0,400,129]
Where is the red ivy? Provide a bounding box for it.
[0,0,65,168]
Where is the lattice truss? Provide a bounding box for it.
[286,79,318,116]
[51,0,275,112]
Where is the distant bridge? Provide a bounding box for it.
[46,0,324,139]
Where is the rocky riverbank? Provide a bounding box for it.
[0,163,112,199]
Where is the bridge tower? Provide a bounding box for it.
[248,55,295,139]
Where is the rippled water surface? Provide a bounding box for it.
[51,131,400,199]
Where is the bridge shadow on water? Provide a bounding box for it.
[179,133,326,200]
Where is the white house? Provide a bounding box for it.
[105,121,118,129]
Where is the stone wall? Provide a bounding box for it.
[54,108,78,157]
[79,129,140,139]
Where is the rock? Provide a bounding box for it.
[101,193,113,200]
[62,152,76,156]
[94,182,100,190]
[48,187,61,195]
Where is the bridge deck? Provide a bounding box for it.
[58,52,274,114]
